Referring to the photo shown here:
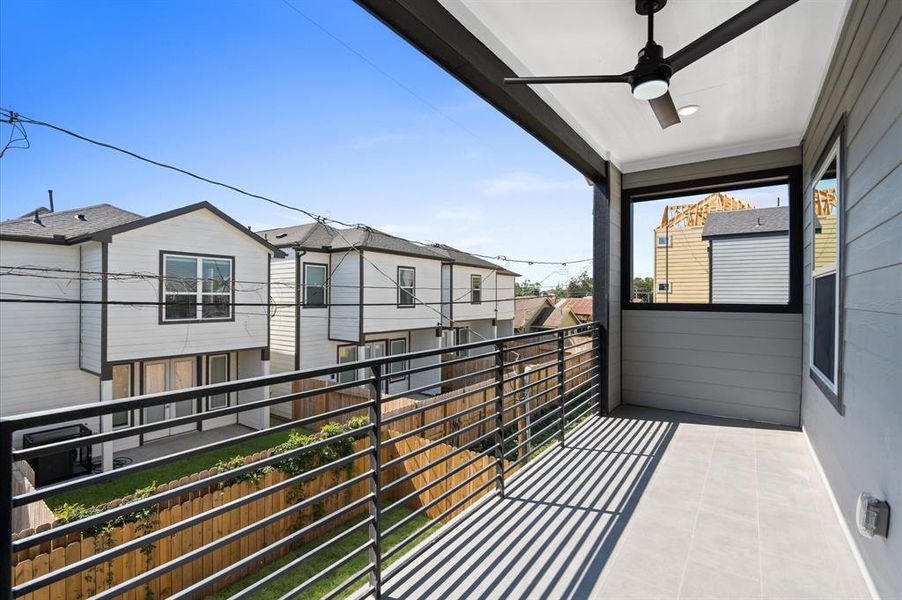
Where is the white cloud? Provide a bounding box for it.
[475,171,584,197]
[434,207,484,223]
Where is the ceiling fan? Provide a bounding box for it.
[504,0,799,129]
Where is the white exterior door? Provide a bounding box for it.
[143,358,197,440]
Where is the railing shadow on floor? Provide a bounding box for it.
[379,409,678,600]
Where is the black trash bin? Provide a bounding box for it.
[22,424,93,487]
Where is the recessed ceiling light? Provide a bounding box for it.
[677,104,700,117]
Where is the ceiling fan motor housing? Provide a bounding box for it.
[630,42,673,97]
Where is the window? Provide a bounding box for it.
[455,327,470,358]
[303,263,327,307]
[470,275,482,304]
[207,354,229,409]
[810,138,841,402]
[389,338,408,382]
[624,170,798,308]
[111,364,132,428]
[337,345,357,384]
[163,254,233,321]
[397,267,415,307]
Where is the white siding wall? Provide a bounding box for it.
[0,241,99,421]
[800,1,902,595]
[362,252,442,333]
[711,235,789,304]
[269,253,297,417]
[622,311,802,426]
[409,329,442,395]
[440,263,452,327]
[79,242,102,373]
[450,265,504,322]
[106,209,270,362]
[328,251,361,343]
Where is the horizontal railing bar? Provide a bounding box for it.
[563,328,596,340]
[13,391,374,462]
[501,368,557,390]
[382,477,498,562]
[504,414,605,476]
[503,348,561,369]
[14,426,372,547]
[381,433,497,494]
[382,461,497,539]
[277,541,374,600]
[502,409,563,459]
[381,413,497,471]
[501,335,563,354]
[383,363,497,401]
[222,517,375,600]
[385,350,496,381]
[562,345,596,364]
[380,396,497,447]
[563,388,600,423]
[380,444,497,515]
[503,393,564,430]
[319,564,374,600]
[381,379,496,425]
[1,322,601,430]
[561,369,599,397]
[502,368,596,417]
[17,477,375,598]
[563,397,599,432]
[562,359,598,380]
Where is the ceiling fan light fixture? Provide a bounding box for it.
[677,104,700,116]
[631,77,669,100]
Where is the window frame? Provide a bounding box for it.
[397,266,416,308]
[110,363,133,429]
[302,262,328,308]
[388,338,409,383]
[621,166,803,313]
[159,251,235,324]
[206,353,231,411]
[808,118,845,414]
[336,344,358,384]
[470,274,482,304]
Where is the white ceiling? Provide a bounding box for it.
[440,0,851,173]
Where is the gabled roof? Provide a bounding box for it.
[534,305,580,329]
[428,243,520,276]
[257,221,339,250]
[514,295,554,330]
[701,206,790,239]
[1,201,285,257]
[328,227,448,261]
[0,204,143,241]
[558,297,592,318]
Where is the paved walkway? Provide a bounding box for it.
[381,406,870,599]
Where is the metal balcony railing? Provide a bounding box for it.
[1,322,604,600]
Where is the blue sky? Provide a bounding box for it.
[0,0,592,286]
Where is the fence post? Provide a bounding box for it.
[0,423,12,600]
[367,364,382,599]
[494,341,505,498]
[558,329,566,447]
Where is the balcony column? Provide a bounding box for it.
[100,378,114,473]
[592,177,610,415]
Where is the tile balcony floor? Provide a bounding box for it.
[382,406,870,600]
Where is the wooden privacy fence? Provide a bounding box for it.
[11,433,510,600]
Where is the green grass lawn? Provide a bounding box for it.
[47,425,311,512]
[210,506,438,600]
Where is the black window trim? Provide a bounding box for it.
[302,262,329,309]
[620,165,803,313]
[159,250,236,324]
[808,116,845,415]
[397,266,416,308]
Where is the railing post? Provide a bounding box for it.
[0,423,13,600]
[494,341,505,498]
[367,364,382,599]
[558,329,566,447]
[595,321,606,417]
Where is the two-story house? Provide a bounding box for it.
[259,223,516,418]
[0,201,284,470]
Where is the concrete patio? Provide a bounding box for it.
[382,406,870,599]
[113,424,253,465]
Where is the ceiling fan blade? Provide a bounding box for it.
[649,92,680,129]
[666,0,799,73]
[504,74,629,85]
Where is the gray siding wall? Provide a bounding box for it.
[622,311,802,426]
[328,252,360,343]
[269,253,296,417]
[79,242,102,373]
[608,166,622,410]
[711,234,789,304]
[800,0,902,596]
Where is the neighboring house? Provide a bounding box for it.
[653,192,754,303]
[557,297,592,322]
[258,223,517,416]
[531,305,581,331]
[514,296,554,333]
[0,202,284,469]
[702,207,790,304]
